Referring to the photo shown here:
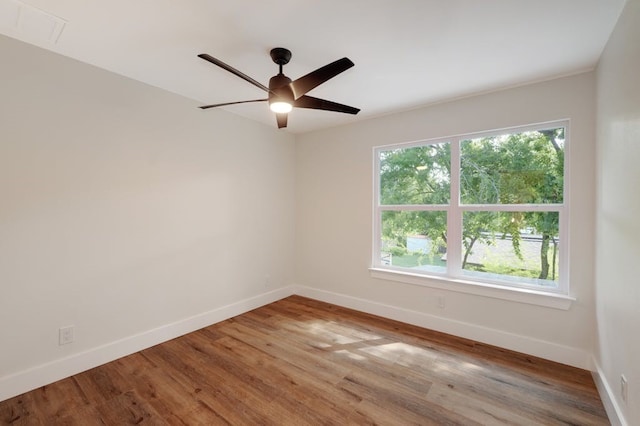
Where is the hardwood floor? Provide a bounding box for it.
[0,296,609,425]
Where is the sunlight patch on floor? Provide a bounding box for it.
[334,349,368,362]
[303,320,382,345]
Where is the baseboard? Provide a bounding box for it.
[592,358,628,426]
[293,285,593,370]
[0,284,596,403]
[0,286,296,402]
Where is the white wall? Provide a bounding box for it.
[295,72,597,369]
[0,35,296,400]
[595,0,640,424]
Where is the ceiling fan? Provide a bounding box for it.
[198,48,360,129]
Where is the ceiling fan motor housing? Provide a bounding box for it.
[269,73,294,105]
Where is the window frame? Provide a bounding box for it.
[372,120,572,305]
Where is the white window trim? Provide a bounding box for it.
[372,120,572,309]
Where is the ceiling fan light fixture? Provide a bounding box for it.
[269,101,293,113]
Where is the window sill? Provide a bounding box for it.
[369,268,575,310]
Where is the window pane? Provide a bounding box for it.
[380,210,447,273]
[379,143,450,205]
[460,128,564,204]
[461,211,560,288]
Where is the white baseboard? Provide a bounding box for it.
[0,286,295,402]
[0,284,597,405]
[293,285,593,370]
[591,359,627,426]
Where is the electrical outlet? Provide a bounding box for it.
[621,375,628,403]
[437,295,446,309]
[59,326,74,345]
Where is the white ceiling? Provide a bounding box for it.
[0,0,626,133]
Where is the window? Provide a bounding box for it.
[373,121,568,295]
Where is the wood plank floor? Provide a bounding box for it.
[0,295,609,425]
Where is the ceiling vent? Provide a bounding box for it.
[0,0,66,44]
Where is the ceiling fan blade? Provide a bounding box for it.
[199,99,268,109]
[294,95,360,115]
[276,113,288,129]
[198,53,270,93]
[289,57,354,99]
